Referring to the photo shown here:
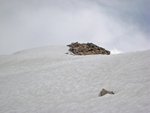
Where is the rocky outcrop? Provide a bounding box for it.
[67,42,110,55]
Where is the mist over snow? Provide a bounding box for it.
[0,0,150,54]
[0,46,150,113]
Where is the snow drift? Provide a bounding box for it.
[0,46,150,113]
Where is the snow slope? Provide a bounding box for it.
[0,46,150,113]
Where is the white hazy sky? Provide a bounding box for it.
[0,0,150,54]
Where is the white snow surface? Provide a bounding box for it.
[0,46,150,113]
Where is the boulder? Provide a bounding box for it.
[98,89,114,97]
[67,42,110,55]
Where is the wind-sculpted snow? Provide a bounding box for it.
[0,46,150,113]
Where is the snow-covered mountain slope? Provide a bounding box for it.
[0,46,150,113]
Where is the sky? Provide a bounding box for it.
[0,0,150,54]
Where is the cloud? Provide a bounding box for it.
[0,0,150,54]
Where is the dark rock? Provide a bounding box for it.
[67,42,110,55]
[99,89,114,97]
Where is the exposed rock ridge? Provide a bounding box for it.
[67,42,110,55]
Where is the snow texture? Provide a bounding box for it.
[0,46,150,113]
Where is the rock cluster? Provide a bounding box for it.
[67,42,110,55]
